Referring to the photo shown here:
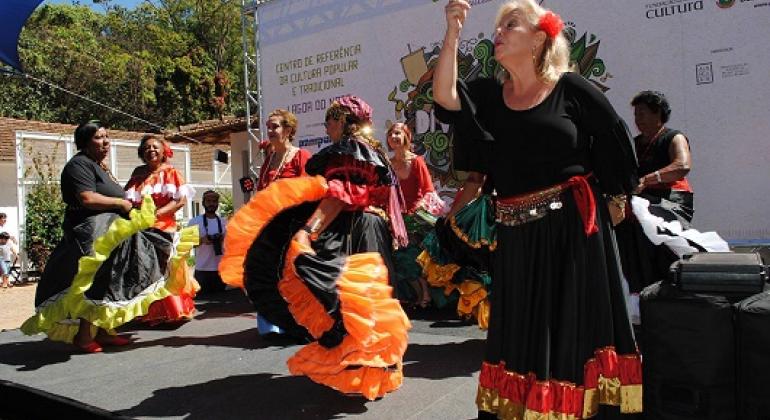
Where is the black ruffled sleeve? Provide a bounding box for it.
[565,73,639,195]
[305,137,391,184]
[433,78,496,174]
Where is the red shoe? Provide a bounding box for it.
[75,341,103,353]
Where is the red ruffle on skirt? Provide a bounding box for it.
[477,347,642,418]
[143,294,196,325]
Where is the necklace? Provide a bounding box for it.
[638,126,666,162]
[266,146,296,182]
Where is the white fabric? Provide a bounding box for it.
[0,218,20,253]
[421,190,448,217]
[188,215,227,271]
[125,183,196,203]
[630,196,730,257]
[0,244,13,262]
[624,278,641,326]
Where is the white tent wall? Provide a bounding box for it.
[252,0,770,242]
[0,161,20,251]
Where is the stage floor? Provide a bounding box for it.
[0,290,486,419]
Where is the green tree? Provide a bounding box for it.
[24,145,66,271]
[215,188,234,219]
[1,1,246,130]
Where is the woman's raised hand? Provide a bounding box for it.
[445,0,470,34]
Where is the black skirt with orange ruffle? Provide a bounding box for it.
[220,176,411,400]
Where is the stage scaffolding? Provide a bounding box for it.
[240,0,271,196]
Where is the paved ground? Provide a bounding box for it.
[0,289,487,419]
[0,280,37,331]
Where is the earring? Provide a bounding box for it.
[531,46,537,66]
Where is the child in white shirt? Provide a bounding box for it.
[0,232,17,288]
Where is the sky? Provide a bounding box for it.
[44,0,146,10]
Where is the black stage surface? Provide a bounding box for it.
[0,290,486,419]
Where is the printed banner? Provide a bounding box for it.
[257,0,770,241]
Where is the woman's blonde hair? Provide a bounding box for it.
[267,108,298,142]
[493,0,570,84]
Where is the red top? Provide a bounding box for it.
[397,156,435,214]
[124,165,194,232]
[650,178,693,193]
[323,155,390,210]
[256,146,311,191]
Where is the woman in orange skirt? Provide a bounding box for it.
[221,96,410,400]
[125,134,199,324]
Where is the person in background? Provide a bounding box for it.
[0,214,18,249]
[386,122,444,308]
[615,91,706,323]
[0,232,17,289]
[416,175,496,329]
[254,108,311,336]
[434,1,641,417]
[187,190,227,294]
[125,134,199,324]
[256,108,311,191]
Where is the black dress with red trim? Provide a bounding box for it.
[436,73,642,419]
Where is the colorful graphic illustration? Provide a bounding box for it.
[387,26,612,193]
[564,25,612,92]
[387,35,495,191]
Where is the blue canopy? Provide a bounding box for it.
[0,0,44,71]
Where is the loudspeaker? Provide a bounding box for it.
[735,292,770,419]
[640,281,736,419]
[213,148,229,164]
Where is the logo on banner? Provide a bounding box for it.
[716,0,735,7]
[387,26,611,190]
[696,62,714,84]
[645,0,705,18]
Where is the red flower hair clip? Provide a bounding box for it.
[538,11,564,39]
[163,144,174,159]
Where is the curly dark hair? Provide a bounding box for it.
[137,134,170,163]
[631,90,671,123]
[74,121,105,151]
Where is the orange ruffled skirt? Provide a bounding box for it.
[143,226,200,324]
